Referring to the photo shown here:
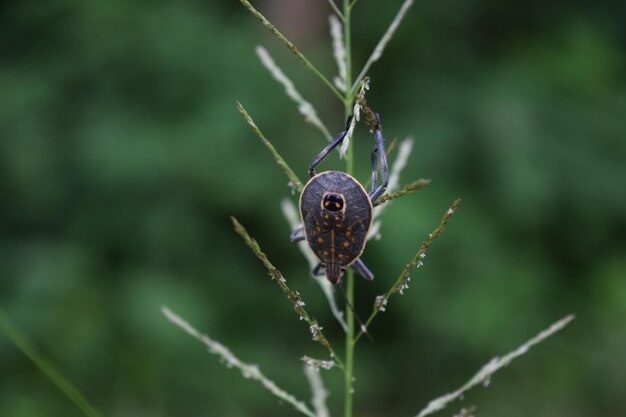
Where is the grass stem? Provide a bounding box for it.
[374,178,431,206]
[344,270,355,417]
[239,0,345,102]
[327,0,343,19]
[0,308,101,417]
[236,101,303,193]
[342,1,355,416]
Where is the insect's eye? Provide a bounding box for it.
[323,194,344,212]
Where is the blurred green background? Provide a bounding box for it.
[1,0,625,416]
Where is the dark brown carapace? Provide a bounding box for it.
[299,171,373,284]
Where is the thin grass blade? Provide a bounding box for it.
[0,308,101,417]
[239,0,344,101]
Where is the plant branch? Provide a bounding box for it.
[352,0,414,93]
[327,0,343,20]
[374,178,431,206]
[236,102,303,193]
[0,308,101,417]
[161,306,316,417]
[239,0,344,102]
[342,2,356,416]
[415,314,575,417]
[231,217,344,370]
[355,199,461,343]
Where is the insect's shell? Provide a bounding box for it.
[299,171,373,284]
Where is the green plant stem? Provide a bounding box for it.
[236,101,303,193]
[239,0,344,102]
[0,308,101,417]
[231,217,345,370]
[373,178,431,206]
[344,269,355,417]
[343,1,355,417]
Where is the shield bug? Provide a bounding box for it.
[291,113,389,284]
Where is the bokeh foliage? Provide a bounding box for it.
[1,1,625,416]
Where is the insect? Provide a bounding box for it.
[290,113,389,284]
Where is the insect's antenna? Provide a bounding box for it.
[338,279,374,342]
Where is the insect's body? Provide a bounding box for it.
[300,171,373,283]
[290,112,388,284]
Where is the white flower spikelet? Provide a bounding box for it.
[415,314,575,417]
[374,295,388,312]
[161,306,316,417]
[340,79,369,158]
[303,363,331,417]
[386,138,414,196]
[329,15,347,92]
[353,0,415,88]
[367,220,382,241]
[309,322,324,342]
[302,355,336,372]
[255,46,332,141]
[453,407,476,417]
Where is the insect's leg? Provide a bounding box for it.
[289,225,305,242]
[309,115,353,177]
[368,113,389,202]
[350,258,374,281]
[312,263,325,276]
[370,142,379,195]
